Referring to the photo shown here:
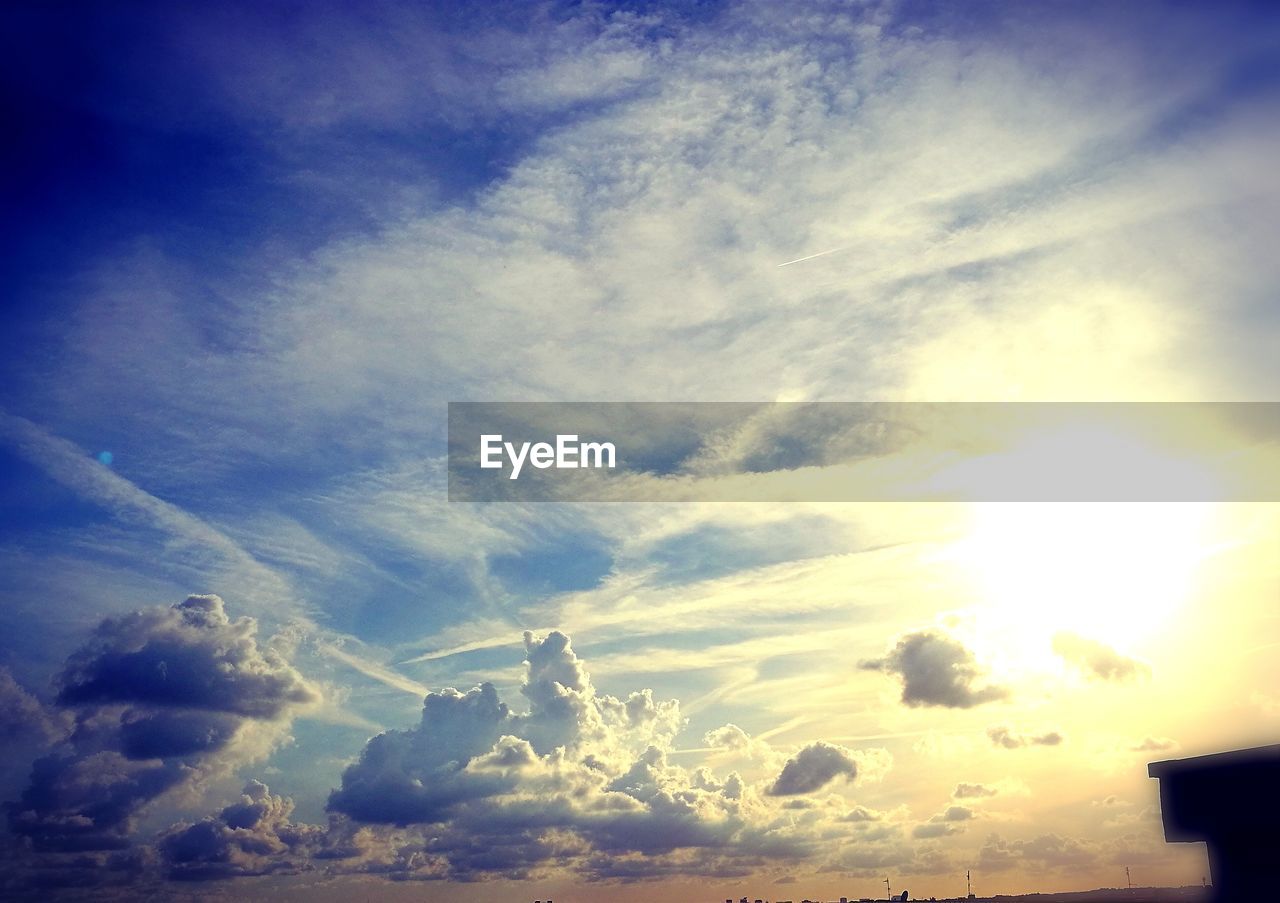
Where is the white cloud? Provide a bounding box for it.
[953,782,998,799]
[767,742,858,796]
[861,629,1008,708]
[8,596,318,854]
[987,725,1065,750]
[1129,737,1178,753]
[322,631,899,880]
[3,1,1276,892]
[1053,632,1150,683]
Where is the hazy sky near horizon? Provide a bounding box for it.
[1,1,1278,900]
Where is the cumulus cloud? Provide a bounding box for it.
[704,723,754,752]
[160,779,324,880]
[703,725,887,794]
[326,631,743,878]
[860,630,1008,708]
[1130,736,1178,753]
[912,821,963,839]
[987,726,1064,749]
[9,632,902,887]
[2,0,1274,893]
[326,681,514,825]
[766,742,858,797]
[839,805,884,823]
[9,750,188,852]
[1052,632,1150,682]
[321,631,889,880]
[0,668,68,747]
[912,804,974,839]
[977,832,1099,872]
[953,782,998,799]
[56,594,318,718]
[6,595,318,853]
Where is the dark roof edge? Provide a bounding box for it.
[1148,743,1280,778]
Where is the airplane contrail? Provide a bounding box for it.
[777,245,848,267]
[319,642,433,698]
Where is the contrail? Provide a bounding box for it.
[825,727,967,742]
[758,715,812,742]
[0,409,427,718]
[0,409,298,615]
[681,667,757,717]
[777,245,848,267]
[399,633,523,665]
[319,642,433,698]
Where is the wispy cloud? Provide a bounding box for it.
[0,410,298,616]
[316,642,432,700]
[2,0,1276,893]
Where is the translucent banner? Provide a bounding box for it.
[447,402,1279,502]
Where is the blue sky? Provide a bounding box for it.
[1,1,1278,899]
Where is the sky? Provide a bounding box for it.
[1,0,1278,899]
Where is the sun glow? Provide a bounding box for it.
[936,421,1227,665]
[951,501,1215,657]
